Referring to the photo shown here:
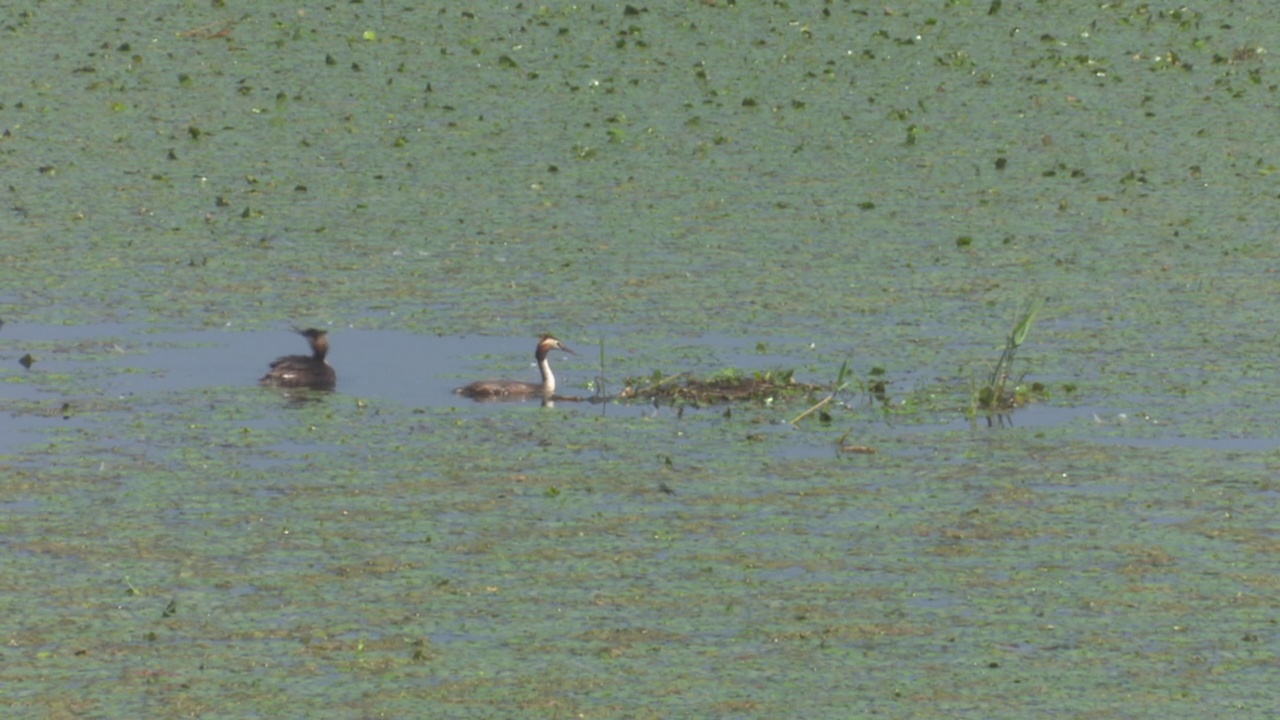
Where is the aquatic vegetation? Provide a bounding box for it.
[790,358,851,425]
[974,298,1046,413]
[619,367,822,404]
[4,0,1280,717]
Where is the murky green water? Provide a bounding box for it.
[3,2,1279,717]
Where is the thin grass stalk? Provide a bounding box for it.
[593,336,608,400]
[984,297,1045,408]
[791,358,850,425]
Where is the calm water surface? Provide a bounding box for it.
[2,2,1279,717]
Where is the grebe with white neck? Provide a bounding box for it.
[456,335,575,400]
[259,328,336,391]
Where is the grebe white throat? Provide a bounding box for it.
[455,335,575,400]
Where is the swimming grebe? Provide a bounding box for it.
[455,335,575,400]
[259,328,336,390]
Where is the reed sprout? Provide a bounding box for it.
[791,358,850,425]
[977,297,1045,411]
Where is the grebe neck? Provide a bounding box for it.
[455,335,573,401]
[538,353,556,394]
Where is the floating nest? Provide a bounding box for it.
[617,369,824,404]
[976,380,1049,412]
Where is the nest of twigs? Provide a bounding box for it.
[618,369,823,404]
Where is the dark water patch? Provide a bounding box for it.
[19,318,1254,468]
[8,318,1258,464]
[0,323,879,415]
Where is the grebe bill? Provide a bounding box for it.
[456,335,575,399]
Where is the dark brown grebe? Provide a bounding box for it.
[259,328,336,391]
[456,335,575,400]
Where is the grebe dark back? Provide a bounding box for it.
[456,335,574,400]
[259,328,336,391]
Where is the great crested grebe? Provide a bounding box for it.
[259,328,336,391]
[456,335,575,400]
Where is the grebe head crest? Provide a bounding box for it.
[292,327,329,355]
[537,335,574,357]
